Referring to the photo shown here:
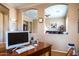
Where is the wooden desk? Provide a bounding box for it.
[0,42,51,56]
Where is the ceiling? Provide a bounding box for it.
[5,3,41,9]
[4,3,68,19]
[22,4,68,20]
[45,4,68,18]
[24,9,38,19]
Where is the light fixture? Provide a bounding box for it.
[11,18,16,22]
[45,14,50,17]
[38,17,43,23]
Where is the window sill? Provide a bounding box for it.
[45,31,68,35]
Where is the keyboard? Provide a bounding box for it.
[16,45,35,54]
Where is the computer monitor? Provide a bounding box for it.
[6,31,30,49]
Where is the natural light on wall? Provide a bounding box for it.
[9,19,16,31]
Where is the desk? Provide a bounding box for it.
[0,42,51,56]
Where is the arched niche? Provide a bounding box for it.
[23,9,38,20]
[44,4,68,34]
[22,9,38,33]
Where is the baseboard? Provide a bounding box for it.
[52,49,67,53]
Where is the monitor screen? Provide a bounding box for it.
[6,31,30,49]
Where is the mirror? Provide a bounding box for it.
[44,4,68,34]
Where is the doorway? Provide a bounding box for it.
[0,12,3,42]
[0,4,9,43]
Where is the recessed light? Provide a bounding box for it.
[56,10,60,13]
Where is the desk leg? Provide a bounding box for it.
[49,47,51,56]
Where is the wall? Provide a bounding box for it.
[45,18,65,30]
[17,9,23,31]
[0,4,17,42]
[17,3,79,53]
[32,20,38,33]
[32,4,79,53]
[3,4,17,20]
[1,3,79,53]
[0,4,9,42]
[0,12,3,42]
[2,4,17,31]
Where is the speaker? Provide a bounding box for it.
[30,37,38,46]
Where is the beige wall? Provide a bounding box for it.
[0,12,3,42]
[3,4,17,31]
[0,4,9,42]
[0,4,17,42]
[17,4,79,52]
[30,4,79,52]
[38,4,79,51]
[45,18,65,29]
[32,20,38,33]
[3,4,17,20]
[17,9,23,31]
[2,3,79,53]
